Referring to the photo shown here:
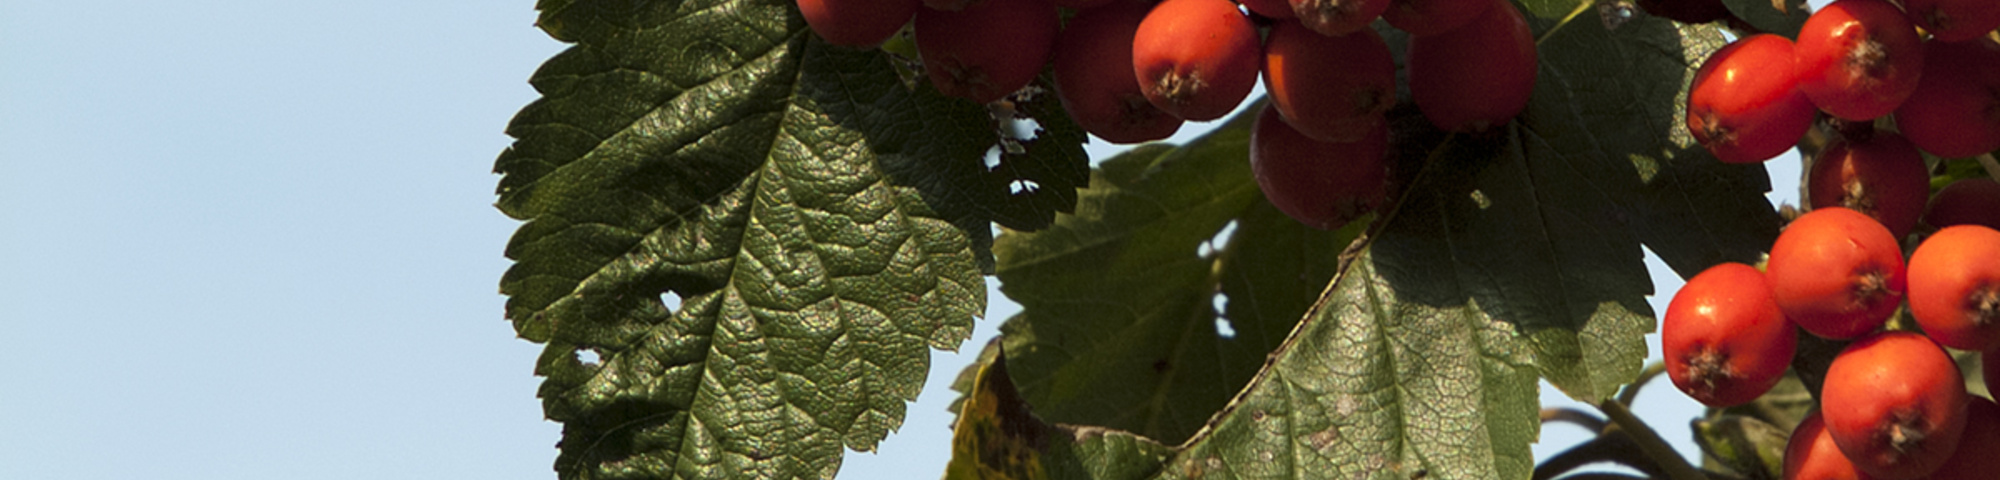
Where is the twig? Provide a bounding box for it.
[1555,474,1652,480]
[1542,407,1610,433]
[1598,400,1709,480]
[1532,430,1665,480]
[1616,362,1668,407]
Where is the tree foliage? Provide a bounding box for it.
[493,0,1810,478]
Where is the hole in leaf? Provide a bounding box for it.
[661,291,682,310]
[1198,220,1240,257]
[1003,117,1042,142]
[1598,1,1636,30]
[1213,292,1236,339]
[984,144,1004,170]
[576,349,601,366]
[1008,179,1041,195]
[1215,317,1238,339]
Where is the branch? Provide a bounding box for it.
[1542,407,1610,433]
[1556,474,1652,480]
[1598,399,1710,480]
[1532,430,1664,480]
[1616,362,1668,407]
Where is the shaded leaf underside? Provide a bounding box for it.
[956,3,1784,480]
[985,105,1367,446]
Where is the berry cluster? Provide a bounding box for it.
[798,0,1542,230]
[1685,0,2000,165]
[1666,14,2000,474]
[1664,203,2000,479]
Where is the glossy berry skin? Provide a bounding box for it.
[1408,0,1537,132]
[800,0,920,47]
[1925,179,2000,231]
[1687,34,1817,163]
[1806,131,1929,240]
[1821,331,1968,480]
[1291,0,1393,36]
[1249,104,1389,230]
[1662,262,1797,407]
[1925,394,2000,480]
[1784,411,1881,480]
[1262,21,1395,143]
[915,0,1058,104]
[1382,0,1494,36]
[1132,0,1261,121]
[1901,0,2000,43]
[1794,0,1925,121]
[1766,207,1907,339]
[1895,39,2000,159]
[1907,225,2000,351]
[1053,0,1183,144]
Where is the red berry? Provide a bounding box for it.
[1908,225,2000,350]
[1407,0,1537,132]
[1901,0,2000,43]
[915,0,1059,104]
[1132,0,1262,121]
[1925,394,2000,480]
[1687,34,1818,163]
[1895,39,2000,159]
[801,0,920,47]
[1249,104,1389,230]
[1381,0,1494,36]
[1806,131,1930,240]
[1766,207,1907,339]
[1794,0,1925,121]
[1663,262,1798,407]
[1291,0,1393,36]
[1053,0,1184,143]
[1925,179,2000,231]
[1821,331,1968,480]
[1784,411,1882,480]
[1261,20,1395,143]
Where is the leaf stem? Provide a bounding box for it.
[1537,0,1597,47]
[1597,399,1709,480]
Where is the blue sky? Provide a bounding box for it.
[0,2,1797,479]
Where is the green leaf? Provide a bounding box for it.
[493,0,1087,478]
[1722,0,1811,38]
[1149,246,1544,480]
[946,339,1175,480]
[960,4,1782,479]
[1692,415,1789,480]
[981,104,1366,445]
[1524,12,1780,281]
